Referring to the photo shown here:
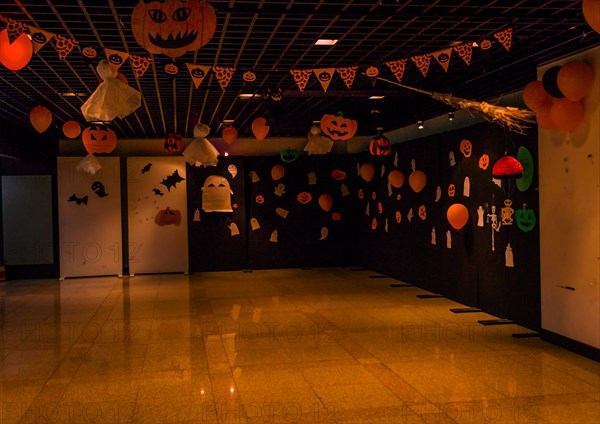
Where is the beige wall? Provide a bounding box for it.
[538,46,600,348]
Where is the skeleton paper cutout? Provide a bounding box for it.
[486,205,501,251]
[201,175,233,212]
[501,199,514,225]
[81,59,141,122]
[320,227,329,240]
[463,176,470,197]
[183,123,219,167]
[76,154,102,176]
[505,243,514,267]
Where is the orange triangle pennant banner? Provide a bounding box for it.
[129,54,153,77]
[104,48,129,72]
[186,64,211,88]
[411,54,432,78]
[0,16,27,42]
[336,66,358,89]
[313,68,335,92]
[290,69,312,92]
[494,27,512,52]
[213,66,236,90]
[432,48,453,72]
[54,34,78,61]
[385,59,408,83]
[26,25,55,54]
[454,43,473,66]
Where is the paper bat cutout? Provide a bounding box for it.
[141,163,152,174]
[68,194,88,205]
[152,188,164,196]
[160,169,185,191]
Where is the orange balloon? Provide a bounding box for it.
[30,105,52,133]
[447,203,469,230]
[271,164,285,181]
[222,126,238,144]
[359,163,375,182]
[522,80,552,112]
[557,60,594,101]
[583,0,600,33]
[252,117,270,141]
[388,170,404,188]
[318,194,333,212]
[550,98,584,132]
[536,102,557,130]
[62,120,81,138]
[408,170,427,193]
[0,29,33,71]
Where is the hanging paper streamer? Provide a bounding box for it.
[104,48,128,73]
[54,34,78,60]
[432,48,452,72]
[212,66,235,90]
[186,63,211,88]
[463,176,470,197]
[505,243,514,267]
[431,227,436,245]
[336,66,358,89]
[313,68,335,92]
[454,43,472,66]
[385,59,408,83]
[494,28,513,52]
[290,69,312,92]
[320,227,329,240]
[27,25,55,54]
[411,54,431,78]
[129,54,153,77]
[229,222,240,236]
[276,208,289,219]
[250,218,260,230]
[269,230,278,243]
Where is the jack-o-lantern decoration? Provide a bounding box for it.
[164,133,184,152]
[82,126,118,154]
[190,66,206,79]
[418,205,426,220]
[164,62,179,76]
[479,154,490,170]
[297,191,312,204]
[131,0,217,58]
[255,195,264,204]
[331,169,347,181]
[269,88,282,102]
[448,184,456,197]
[108,53,123,66]
[82,46,98,60]
[437,52,450,63]
[459,139,472,157]
[395,211,401,223]
[365,66,379,78]
[222,126,238,144]
[155,207,181,226]
[320,113,358,141]
[515,204,536,233]
[371,217,378,230]
[31,31,48,45]
[318,71,331,82]
[369,132,391,156]
[242,71,256,83]
[480,39,492,50]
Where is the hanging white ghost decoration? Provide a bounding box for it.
[201,175,233,212]
[81,59,141,122]
[76,154,102,175]
[183,123,220,167]
[304,126,334,155]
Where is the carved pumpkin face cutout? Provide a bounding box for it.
[108,54,123,65]
[437,53,449,63]
[297,192,312,204]
[377,202,383,214]
[515,205,536,233]
[155,207,181,226]
[82,126,117,154]
[395,211,401,223]
[459,139,472,157]
[320,113,358,141]
[369,134,391,156]
[480,39,492,50]
[318,72,331,82]
[131,0,217,58]
[191,67,205,79]
[331,169,346,181]
[448,184,456,197]
[418,205,426,220]
[269,88,282,102]
[255,195,264,204]
[365,66,379,77]
[164,63,179,75]
[479,154,490,170]
[31,32,47,44]
[82,46,98,59]
[201,175,233,213]
[242,71,256,83]
[164,133,184,152]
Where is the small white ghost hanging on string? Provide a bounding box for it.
[183,122,220,167]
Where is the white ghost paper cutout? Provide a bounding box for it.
[229,222,240,236]
[193,209,201,222]
[477,206,485,227]
[201,175,233,212]
[249,171,260,182]
[505,243,514,267]
[463,176,470,197]
[183,123,219,167]
[81,59,141,122]
[394,151,398,167]
[341,184,350,197]
[408,208,414,222]
[274,183,286,197]
[446,230,452,249]
[431,227,436,245]
[250,218,260,230]
[228,164,238,178]
[365,203,370,216]
[275,208,289,218]
[320,227,329,240]
[449,151,456,166]
[308,172,317,185]
[269,230,278,243]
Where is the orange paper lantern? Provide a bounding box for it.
[557,60,594,101]
[30,105,52,133]
[408,170,427,193]
[447,204,469,230]
[271,164,285,181]
[62,120,81,138]
[252,117,270,141]
[583,0,600,33]
[550,98,584,132]
[522,81,552,112]
[222,126,238,144]
[318,194,333,212]
[359,163,375,182]
[388,170,404,188]
[0,29,33,71]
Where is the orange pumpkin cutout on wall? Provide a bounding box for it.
[155,207,181,226]
[479,154,490,170]
[82,126,117,154]
[320,113,358,141]
[297,192,312,204]
[459,139,472,157]
[131,0,217,58]
[369,132,391,156]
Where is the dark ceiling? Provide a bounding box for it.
[0,0,599,141]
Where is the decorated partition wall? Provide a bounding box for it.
[127,157,188,274]
[357,122,541,329]
[57,157,122,278]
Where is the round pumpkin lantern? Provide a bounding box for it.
[369,132,391,156]
[82,126,118,154]
[131,0,217,58]
[320,112,358,141]
[222,126,238,144]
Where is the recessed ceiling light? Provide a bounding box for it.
[448,40,463,47]
[238,93,259,99]
[312,120,321,124]
[59,92,87,97]
[369,95,385,100]
[222,119,235,123]
[472,41,479,47]
[315,39,338,46]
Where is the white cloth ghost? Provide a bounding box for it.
[304,126,334,155]
[201,175,233,212]
[183,123,220,167]
[81,60,141,122]
[76,154,102,175]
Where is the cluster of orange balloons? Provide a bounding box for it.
[522,60,594,133]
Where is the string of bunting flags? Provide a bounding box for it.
[0,14,512,92]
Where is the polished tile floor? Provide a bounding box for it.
[0,268,598,423]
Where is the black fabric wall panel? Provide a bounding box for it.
[187,157,247,271]
[246,155,358,269]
